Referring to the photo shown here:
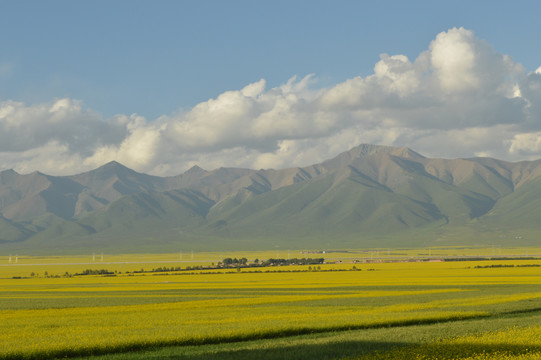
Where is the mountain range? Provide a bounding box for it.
[2,144,541,253]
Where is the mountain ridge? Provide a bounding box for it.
[2,144,541,253]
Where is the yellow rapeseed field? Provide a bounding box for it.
[1,255,541,359]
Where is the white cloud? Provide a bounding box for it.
[0,98,128,154]
[240,79,266,98]
[430,28,480,93]
[84,120,164,172]
[507,132,541,155]
[429,27,522,96]
[1,27,541,176]
[373,54,421,96]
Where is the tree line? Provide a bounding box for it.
[220,257,325,267]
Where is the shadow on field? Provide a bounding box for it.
[131,340,407,360]
[127,342,541,360]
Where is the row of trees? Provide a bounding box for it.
[219,257,325,267]
[76,269,114,275]
[221,257,248,265]
[259,258,325,266]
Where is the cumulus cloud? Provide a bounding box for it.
[0,98,128,154]
[1,27,541,176]
[507,132,541,155]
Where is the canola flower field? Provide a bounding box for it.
[2,249,541,359]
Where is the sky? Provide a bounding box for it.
[1,1,541,175]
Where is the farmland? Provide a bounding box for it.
[2,248,541,359]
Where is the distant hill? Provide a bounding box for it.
[2,144,541,253]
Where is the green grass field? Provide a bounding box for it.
[2,249,541,359]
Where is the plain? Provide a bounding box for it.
[2,250,541,359]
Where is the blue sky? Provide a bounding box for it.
[1,1,541,175]
[2,0,539,119]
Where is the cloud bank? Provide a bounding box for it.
[1,27,541,175]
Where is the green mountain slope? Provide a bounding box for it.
[79,189,214,232]
[0,214,33,243]
[205,171,442,239]
[4,144,541,253]
[469,177,541,242]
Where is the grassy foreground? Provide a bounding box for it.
[2,253,541,359]
[71,314,541,360]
